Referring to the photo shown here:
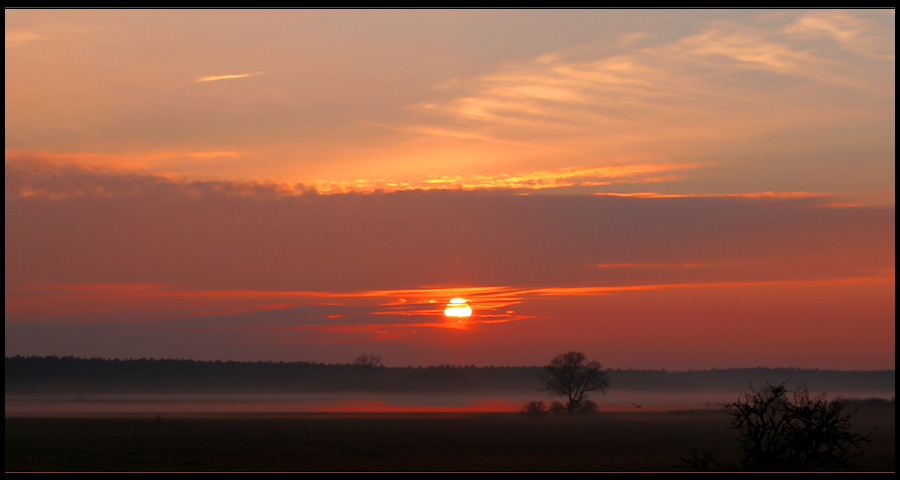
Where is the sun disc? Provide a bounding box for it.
[444,298,472,317]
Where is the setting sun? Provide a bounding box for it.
[444,298,472,318]
[4,8,894,380]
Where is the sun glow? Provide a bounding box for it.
[443,298,472,318]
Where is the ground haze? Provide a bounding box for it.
[5,401,893,472]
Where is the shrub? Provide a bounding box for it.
[520,400,549,415]
[684,382,872,471]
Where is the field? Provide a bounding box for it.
[5,402,894,472]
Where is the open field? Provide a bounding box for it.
[5,402,894,472]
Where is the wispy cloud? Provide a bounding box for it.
[4,283,534,336]
[196,71,264,82]
[520,275,896,298]
[589,191,872,208]
[783,10,895,61]
[5,154,702,198]
[308,162,702,194]
[5,31,44,48]
[5,151,260,199]
[399,10,894,167]
[8,274,893,341]
[588,262,719,269]
[6,148,240,168]
[9,151,700,196]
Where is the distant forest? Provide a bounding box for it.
[5,356,895,396]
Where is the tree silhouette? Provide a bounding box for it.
[520,400,549,415]
[541,351,609,414]
[684,382,872,471]
[352,354,382,368]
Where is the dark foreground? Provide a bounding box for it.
[5,405,894,472]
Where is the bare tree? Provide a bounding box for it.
[541,351,609,414]
[352,354,382,368]
[684,382,872,471]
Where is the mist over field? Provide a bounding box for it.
[6,356,893,415]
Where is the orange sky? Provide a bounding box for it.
[5,9,895,369]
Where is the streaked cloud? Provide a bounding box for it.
[5,165,893,339]
[783,10,895,61]
[7,272,893,349]
[413,14,892,144]
[520,275,895,299]
[196,71,264,82]
[5,31,44,47]
[4,10,892,204]
[308,162,703,194]
[588,262,720,269]
[5,148,240,169]
[381,10,893,206]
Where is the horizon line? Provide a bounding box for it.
[5,354,895,373]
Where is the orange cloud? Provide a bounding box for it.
[589,263,718,269]
[5,30,44,47]
[783,10,895,61]
[8,274,892,330]
[306,163,703,194]
[196,71,264,82]
[5,149,241,177]
[5,283,526,327]
[592,191,826,199]
[521,275,895,298]
[589,191,861,207]
[10,153,700,197]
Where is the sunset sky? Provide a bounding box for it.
[5,9,894,370]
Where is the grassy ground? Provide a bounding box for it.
[5,404,894,472]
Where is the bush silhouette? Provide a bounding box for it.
[520,400,549,415]
[685,382,872,471]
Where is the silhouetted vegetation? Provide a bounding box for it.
[538,351,608,414]
[352,354,382,368]
[5,356,894,396]
[5,356,893,472]
[520,400,550,415]
[684,382,873,471]
[4,355,541,394]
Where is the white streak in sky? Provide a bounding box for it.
[196,71,264,82]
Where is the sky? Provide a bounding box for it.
[5,9,895,370]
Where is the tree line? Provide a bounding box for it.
[5,355,893,395]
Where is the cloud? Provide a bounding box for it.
[7,272,893,353]
[4,148,242,177]
[398,10,894,169]
[4,165,892,367]
[6,162,893,298]
[308,162,703,194]
[520,275,896,298]
[4,155,307,201]
[6,151,704,196]
[196,71,264,82]
[4,282,535,343]
[783,10,895,61]
[5,31,44,47]
[5,11,892,203]
[588,262,720,269]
